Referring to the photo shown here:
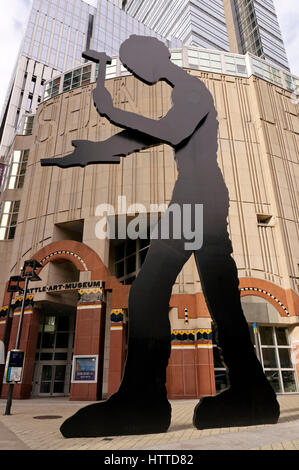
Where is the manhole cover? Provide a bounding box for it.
[33,415,62,420]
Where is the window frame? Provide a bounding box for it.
[0,200,21,240]
[113,237,150,285]
[250,324,298,394]
[7,150,29,190]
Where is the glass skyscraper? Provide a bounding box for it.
[125,0,290,71]
[232,0,289,70]
[0,0,291,178]
[0,0,176,166]
[125,0,231,51]
[91,0,179,57]
[0,0,96,162]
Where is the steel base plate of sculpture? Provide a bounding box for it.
[41,36,280,438]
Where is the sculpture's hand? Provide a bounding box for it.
[40,140,120,168]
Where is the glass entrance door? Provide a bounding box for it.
[32,309,75,397]
[38,363,67,396]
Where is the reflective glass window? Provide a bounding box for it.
[282,372,297,393]
[259,326,274,345]
[250,324,298,393]
[262,348,278,368]
[0,200,21,240]
[276,327,289,346]
[113,237,150,285]
[265,370,281,393]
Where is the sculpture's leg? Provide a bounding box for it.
[192,230,280,429]
[60,231,191,437]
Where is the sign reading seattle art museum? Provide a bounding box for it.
[27,280,103,294]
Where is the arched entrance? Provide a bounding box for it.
[201,280,299,396]
[0,240,128,401]
[240,286,298,394]
[31,242,105,399]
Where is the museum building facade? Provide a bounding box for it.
[0,46,298,401]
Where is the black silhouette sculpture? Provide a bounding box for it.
[41,36,280,437]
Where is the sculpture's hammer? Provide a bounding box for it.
[82,50,112,85]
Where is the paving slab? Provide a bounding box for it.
[141,419,299,450]
[0,394,298,450]
[0,419,29,450]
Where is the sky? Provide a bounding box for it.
[0,0,298,112]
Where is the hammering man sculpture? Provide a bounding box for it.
[41,36,280,437]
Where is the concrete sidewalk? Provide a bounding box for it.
[0,394,299,450]
[0,419,30,450]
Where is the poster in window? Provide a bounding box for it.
[74,357,97,382]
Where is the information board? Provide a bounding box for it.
[5,350,25,383]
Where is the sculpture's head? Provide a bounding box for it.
[119,35,171,85]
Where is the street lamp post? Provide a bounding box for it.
[2,276,24,349]
[14,276,30,351]
[0,276,23,396]
[4,260,42,416]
